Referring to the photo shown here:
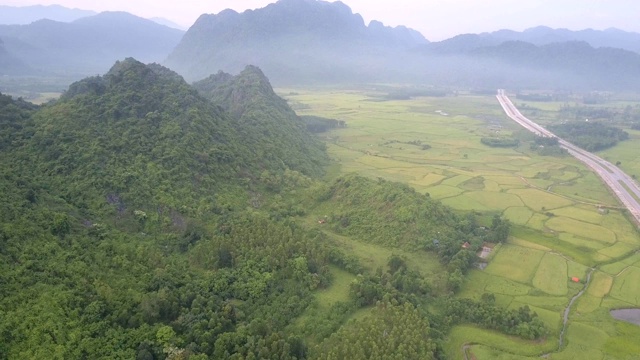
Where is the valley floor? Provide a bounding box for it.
[281,87,640,359]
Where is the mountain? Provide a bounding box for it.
[150,17,188,31]
[478,26,640,54]
[418,32,640,91]
[424,33,502,54]
[0,37,31,75]
[165,0,428,83]
[5,58,326,212]
[0,12,184,76]
[468,40,640,90]
[0,59,336,358]
[0,4,96,25]
[193,65,327,177]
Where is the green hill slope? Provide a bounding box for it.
[193,65,327,178]
[0,59,335,359]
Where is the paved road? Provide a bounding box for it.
[496,90,640,226]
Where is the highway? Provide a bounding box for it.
[496,89,640,226]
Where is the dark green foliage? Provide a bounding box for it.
[0,92,37,150]
[0,60,524,358]
[0,59,334,358]
[531,136,567,156]
[322,175,463,250]
[549,121,629,151]
[481,137,520,147]
[193,66,328,177]
[299,115,346,133]
[349,264,431,307]
[26,58,250,213]
[318,175,508,291]
[313,303,437,360]
[489,214,511,243]
[444,298,548,340]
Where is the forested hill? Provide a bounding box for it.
[10,58,325,212]
[24,58,248,212]
[0,59,544,358]
[0,59,334,358]
[193,66,327,177]
[164,0,428,83]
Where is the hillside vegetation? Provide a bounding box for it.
[0,59,548,359]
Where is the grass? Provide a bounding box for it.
[588,271,614,298]
[314,266,356,310]
[484,275,532,296]
[444,325,557,359]
[443,191,524,211]
[467,345,538,360]
[551,205,604,225]
[609,265,640,306]
[546,216,617,243]
[576,294,602,314]
[508,188,575,210]
[503,206,534,225]
[484,244,544,283]
[598,242,637,259]
[532,253,568,296]
[602,321,640,359]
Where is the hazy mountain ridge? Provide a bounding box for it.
[165,0,428,83]
[479,26,640,54]
[0,4,96,25]
[461,40,640,89]
[0,12,184,77]
[0,37,31,75]
[165,0,640,90]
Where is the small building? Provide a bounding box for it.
[462,242,471,249]
[433,239,440,247]
[571,277,580,283]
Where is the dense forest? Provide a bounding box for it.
[0,59,540,359]
[549,121,629,151]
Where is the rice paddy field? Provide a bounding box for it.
[281,87,640,359]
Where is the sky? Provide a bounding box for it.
[1,0,639,41]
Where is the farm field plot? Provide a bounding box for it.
[551,205,605,224]
[545,216,617,243]
[532,253,568,295]
[282,89,640,360]
[588,271,614,298]
[508,188,574,210]
[503,206,534,225]
[609,266,640,306]
[483,244,544,283]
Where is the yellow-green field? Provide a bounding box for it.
[280,88,640,359]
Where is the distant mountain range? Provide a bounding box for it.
[0,12,184,76]
[3,1,640,91]
[0,37,31,75]
[165,0,428,83]
[481,26,640,54]
[426,26,640,54]
[0,4,96,25]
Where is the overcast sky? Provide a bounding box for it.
[1,0,639,41]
